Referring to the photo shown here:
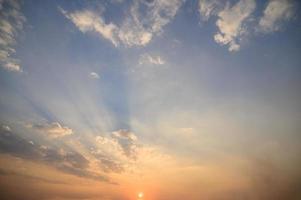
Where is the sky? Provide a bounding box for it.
[0,0,301,199]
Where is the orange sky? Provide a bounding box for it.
[1,0,301,199]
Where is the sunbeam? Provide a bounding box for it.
[1,0,301,199]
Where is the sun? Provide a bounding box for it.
[138,192,144,199]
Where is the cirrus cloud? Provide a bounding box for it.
[29,122,73,138]
[0,0,25,72]
[139,53,165,65]
[60,0,184,47]
[60,8,119,46]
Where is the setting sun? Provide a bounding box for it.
[0,0,301,199]
[138,192,144,199]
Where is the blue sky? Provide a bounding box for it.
[0,0,301,200]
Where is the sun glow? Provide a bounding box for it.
[138,192,144,199]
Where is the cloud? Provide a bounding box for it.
[258,0,295,33]
[29,122,73,138]
[93,153,124,173]
[89,72,100,79]
[111,129,138,158]
[111,129,137,141]
[139,53,165,65]
[199,0,225,21]
[199,0,256,51]
[93,135,127,173]
[94,129,138,161]
[3,61,21,71]
[117,0,183,47]
[61,0,184,47]
[60,8,119,46]
[1,124,11,132]
[95,135,123,156]
[0,169,67,184]
[40,146,89,169]
[0,128,38,159]
[94,132,173,175]
[0,129,109,182]
[199,0,296,51]
[0,0,25,72]
[214,0,256,52]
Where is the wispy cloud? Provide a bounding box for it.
[0,168,67,184]
[60,8,119,46]
[29,122,73,138]
[111,129,137,141]
[0,129,109,182]
[111,129,138,158]
[199,0,224,21]
[258,0,295,33]
[93,129,172,174]
[139,53,165,65]
[117,0,183,47]
[60,0,184,47]
[96,129,139,159]
[0,0,25,72]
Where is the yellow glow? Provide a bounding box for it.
[138,192,144,198]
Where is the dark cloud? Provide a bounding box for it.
[246,159,301,200]
[41,147,89,169]
[0,128,110,183]
[29,122,73,138]
[0,128,41,159]
[56,165,109,183]
[111,129,138,158]
[203,159,301,200]
[99,157,124,173]
[93,153,124,173]
[0,169,67,185]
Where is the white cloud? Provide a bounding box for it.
[60,8,119,46]
[199,0,224,21]
[199,0,256,51]
[199,0,296,51]
[95,129,138,158]
[118,0,183,46]
[139,53,165,65]
[89,72,100,79]
[94,132,173,174]
[30,122,73,138]
[3,61,21,72]
[111,129,138,158]
[1,124,11,132]
[214,0,256,52]
[258,0,295,33]
[61,0,184,47]
[95,135,124,159]
[0,0,25,72]
[111,129,137,141]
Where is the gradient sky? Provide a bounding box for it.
[0,0,301,199]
